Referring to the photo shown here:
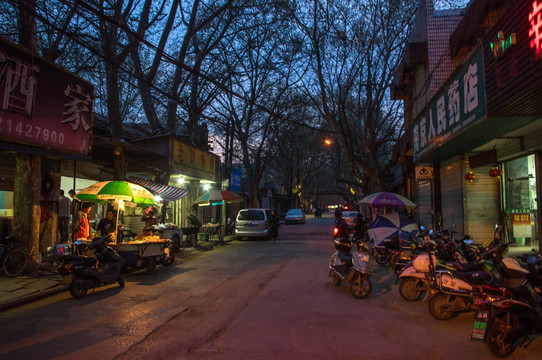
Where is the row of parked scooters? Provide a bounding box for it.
[329,223,542,358]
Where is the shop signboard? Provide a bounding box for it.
[512,212,532,238]
[230,168,241,192]
[0,37,93,157]
[412,47,486,161]
[415,166,433,181]
[172,139,219,181]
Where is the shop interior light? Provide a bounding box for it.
[203,183,210,191]
[177,177,185,185]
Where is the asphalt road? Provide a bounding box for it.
[0,214,541,360]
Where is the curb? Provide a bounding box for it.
[0,284,65,313]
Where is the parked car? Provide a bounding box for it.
[341,211,360,227]
[285,208,305,224]
[235,208,272,240]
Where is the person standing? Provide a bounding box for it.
[73,203,92,241]
[68,189,81,219]
[58,190,71,243]
[269,210,280,243]
[97,209,116,237]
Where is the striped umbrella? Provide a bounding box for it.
[194,190,244,206]
[127,176,189,201]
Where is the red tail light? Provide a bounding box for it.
[333,227,339,236]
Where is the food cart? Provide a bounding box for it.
[151,225,183,252]
[113,235,174,274]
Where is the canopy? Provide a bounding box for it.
[194,190,244,206]
[367,213,418,247]
[127,176,189,201]
[359,192,416,209]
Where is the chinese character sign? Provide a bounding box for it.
[0,38,94,156]
[173,139,219,181]
[529,0,542,60]
[412,48,486,159]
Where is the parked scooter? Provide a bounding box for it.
[328,237,372,299]
[55,235,125,299]
[397,225,518,303]
[426,240,530,320]
[470,252,542,358]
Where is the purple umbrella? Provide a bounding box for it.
[359,192,416,209]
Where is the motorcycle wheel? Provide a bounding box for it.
[69,276,90,299]
[350,272,372,299]
[117,276,125,288]
[375,250,389,265]
[486,316,517,358]
[398,277,425,302]
[428,292,456,320]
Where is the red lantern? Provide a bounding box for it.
[488,167,503,178]
[464,171,476,182]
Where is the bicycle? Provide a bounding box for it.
[0,236,28,277]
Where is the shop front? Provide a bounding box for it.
[130,136,220,244]
[410,0,542,249]
[0,37,94,256]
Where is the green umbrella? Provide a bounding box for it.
[76,181,157,205]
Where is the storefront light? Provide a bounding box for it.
[203,183,210,191]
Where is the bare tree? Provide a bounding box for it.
[209,2,303,206]
[289,0,418,194]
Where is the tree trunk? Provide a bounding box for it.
[14,154,41,274]
[14,0,40,274]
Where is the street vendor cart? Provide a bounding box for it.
[113,235,174,274]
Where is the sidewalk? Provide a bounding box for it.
[0,235,236,312]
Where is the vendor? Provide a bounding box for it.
[97,209,116,237]
[141,209,159,228]
[73,203,92,241]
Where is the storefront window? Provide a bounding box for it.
[503,154,537,246]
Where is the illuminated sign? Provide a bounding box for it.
[412,48,486,160]
[0,37,94,156]
[490,31,516,57]
[173,139,219,181]
[529,0,542,60]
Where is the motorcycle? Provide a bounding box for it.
[55,235,125,299]
[328,237,372,299]
[426,240,529,320]
[470,252,542,358]
[397,225,518,302]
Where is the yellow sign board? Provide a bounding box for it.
[172,139,219,181]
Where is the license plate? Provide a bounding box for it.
[245,224,256,228]
[471,310,490,342]
[61,275,72,286]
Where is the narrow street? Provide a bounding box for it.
[1,214,541,360]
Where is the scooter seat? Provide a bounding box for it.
[449,270,492,283]
[442,261,480,272]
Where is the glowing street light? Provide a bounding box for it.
[324,139,333,146]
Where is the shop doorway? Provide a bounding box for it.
[503,154,538,249]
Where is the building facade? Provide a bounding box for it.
[393,0,542,249]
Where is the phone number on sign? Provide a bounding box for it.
[0,117,65,145]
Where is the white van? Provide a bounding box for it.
[235,208,272,240]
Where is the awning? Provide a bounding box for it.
[126,176,189,201]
